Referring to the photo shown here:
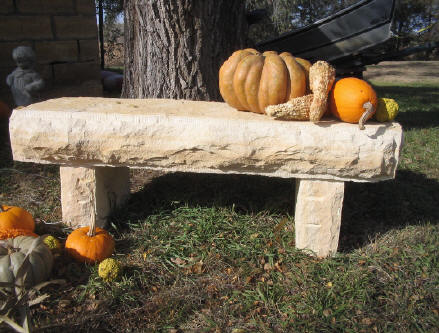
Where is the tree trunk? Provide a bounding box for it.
[98,0,105,69]
[122,0,248,101]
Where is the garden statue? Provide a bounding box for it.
[6,46,44,107]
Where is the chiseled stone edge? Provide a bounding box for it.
[10,107,403,183]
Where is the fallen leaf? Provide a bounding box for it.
[362,318,372,325]
[263,263,273,271]
[171,257,186,266]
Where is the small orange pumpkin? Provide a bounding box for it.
[65,226,115,264]
[219,49,308,114]
[329,77,378,127]
[0,228,38,240]
[0,205,35,232]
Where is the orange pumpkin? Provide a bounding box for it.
[0,101,11,119]
[65,226,115,264]
[329,77,377,125]
[219,49,307,114]
[0,205,35,231]
[0,228,38,240]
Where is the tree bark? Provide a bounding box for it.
[122,0,248,101]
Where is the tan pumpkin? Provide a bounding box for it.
[295,57,312,93]
[219,49,307,114]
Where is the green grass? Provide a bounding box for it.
[1,82,439,332]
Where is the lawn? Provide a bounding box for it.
[0,82,438,332]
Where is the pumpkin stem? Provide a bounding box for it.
[87,185,97,237]
[0,205,5,212]
[359,101,374,130]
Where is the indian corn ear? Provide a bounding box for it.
[266,60,335,121]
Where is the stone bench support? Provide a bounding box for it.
[295,179,344,257]
[9,97,403,257]
[60,166,130,228]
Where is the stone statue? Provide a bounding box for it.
[6,46,44,107]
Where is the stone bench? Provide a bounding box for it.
[9,97,403,257]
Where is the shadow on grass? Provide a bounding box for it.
[373,85,439,129]
[111,169,439,254]
[339,170,439,252]
[111,172,295,230]
[397,110,439,130]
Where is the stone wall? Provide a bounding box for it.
[0,0,102,107]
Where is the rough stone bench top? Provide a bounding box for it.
[10,97,403,183]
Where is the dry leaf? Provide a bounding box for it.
[170,257,186,266]
[362,318,372,325]
[263,263,273,271]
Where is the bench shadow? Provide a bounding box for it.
[339,170,439,252]
[397,110,439,130]
[111,169,439,254]
[372,85,439,130]
[110,172,295,232]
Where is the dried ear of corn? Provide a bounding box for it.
[266,60,335,122]
[308,61,336,122]
[266,94,313,120]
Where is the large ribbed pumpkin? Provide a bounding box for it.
[329,77,378,124]
[219,49,308,114]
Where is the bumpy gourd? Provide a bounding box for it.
[0,205,35,232]
[0,236,53,288]
[219,49,307,114]
[375,98,399,122]
[43,235,62,252]
[98,258,122,282]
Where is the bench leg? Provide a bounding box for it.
[60,166,130,228]
[294,179,344,257]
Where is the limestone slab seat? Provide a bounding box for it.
[9,97,403,257]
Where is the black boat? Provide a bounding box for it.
[256,0,397,76]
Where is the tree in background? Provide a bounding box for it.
[95,0,124,68]
[390,0,438,57]
[122,1,247,101]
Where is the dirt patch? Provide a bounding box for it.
[364,61,439,84]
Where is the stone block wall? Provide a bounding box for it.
[0,0,102,107]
